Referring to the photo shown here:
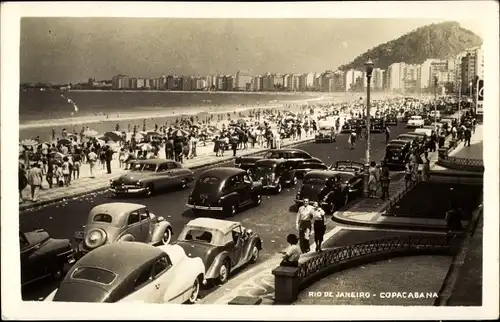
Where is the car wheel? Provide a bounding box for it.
[180,179,188,189]
[187,278,200,304]
[217,260,230,284]
[145,184,155,197]
[249,245,260,263]
[275,182,282,194]
[344,193,349,205]
[253,193,262,206]
[161,228,172,245]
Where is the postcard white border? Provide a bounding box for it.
[2,1,498,320]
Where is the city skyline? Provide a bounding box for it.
[20,18,483,84]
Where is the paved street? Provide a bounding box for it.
[20,124,410,300]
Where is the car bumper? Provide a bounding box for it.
[109,187,147,194]
[186,204,223,211]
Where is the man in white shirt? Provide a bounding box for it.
[296,198,313,253]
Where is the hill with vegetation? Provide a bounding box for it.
[338,21,483,71]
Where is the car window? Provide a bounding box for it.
[72,267,117,285]
[157,163,168,172]
[234,175,244,185]
[127,211,140,226]
[152,257,172,278]
[224,176,237,191]
[198,176,220,186]
[168,162,179,169]
[93,213,113,223]
[231,226,242,243]
[183,229,213,243]
[303,176,325,185]
[133,266,153,289]
[19,232,29,249]
[298,152,310,159]
[139,208,149,221]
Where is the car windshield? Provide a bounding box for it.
[264,151,283,159]
[71,267,117,285]
[410,116,421,120]
[332,173,354,182]
[319,127,331,131]
[253,166,273,175]
[93,214,113,223]
[303,176,325,185]
[132,163,157,172]
[198,176,220,186]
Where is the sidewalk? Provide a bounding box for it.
[19,135,315,211]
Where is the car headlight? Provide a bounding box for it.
[136,180,142,186]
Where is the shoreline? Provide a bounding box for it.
[66,89,325,96]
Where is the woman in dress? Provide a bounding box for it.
[368,161,379,198]
[311,202,326,252]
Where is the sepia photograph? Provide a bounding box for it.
[1,1,498,320]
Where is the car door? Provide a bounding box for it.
[138,208,151,243]
[19,232,40,283]
[120,264,159,303]
[122,211,144,241]
[229,226,245,268]
[167,161,182,187]
[152,256,181,303]
[235,174,251,205]
[154,163,171,190]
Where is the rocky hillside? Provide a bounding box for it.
[338,21,483,71]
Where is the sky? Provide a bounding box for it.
[20,18,484,84]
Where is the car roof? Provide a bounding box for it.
[186,218,240,233]
[89,203,146,216]
[200,167,245,178]
[410,132,426,136]
[304,170,338,179]
[72,242,163,284]
[267,148,307,154]
[255,159,285,166]
[135,159,171,165]
[389,140,409,145]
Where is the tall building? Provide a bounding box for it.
[298,73,315,91]
[137,78,146,89]
[251,76,262,92]
[112,74,130,89]
[130,78,138,89]
[158,75,166,90]
[403,64,420,92]
[419,59,441,90]
[286,74,301,91]
[387,63,406,91]
[216,76,224,91]
[332,71,345,92]
[235,71,252,91]
[320,70,335,92]
[372,68,385,90]
[460,47,484,96]
[166,75,178,90]
[344,69,363,91]
[205,75,217,90]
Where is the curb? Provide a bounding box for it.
[19,138,314,212]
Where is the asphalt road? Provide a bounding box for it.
[20,124,409,300]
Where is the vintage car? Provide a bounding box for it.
[187,167,263,216]
[20,230,75,286]
[109,159,195,197]
[397,133,425,153]
[294,162,364,213]
[234,148,322,170]
[341,120,354,133]
[248,159,297,193]
[384,140,411,169]
[406,115,425,128]
[174,218,262,284]
[45,242,205,303]
[74,203,173,258]
[370,118,386,133]
[294,161,329,180]
[384,115,398,126]
[315,125,336,143]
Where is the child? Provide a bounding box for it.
[280,234,301,267]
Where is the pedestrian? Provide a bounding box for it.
[105,146,114,174]
[27,163,43,202]
[19,164,28,203]
[295,198,313,253]
[380,160,390,200]
[72,150,81,180]
[368,161,379,198]
[464,127,471,147]
[279,234,301,267]
[404,162,413,189]
[87,148,98,178]
[231,136,238,157]
[445,201,463,232]
[349,131,356,149]
[61,156,71,186]
[384,125,391,144]
[421,151,430,181]
[311,202,326,252]
[46,155,54,188]
[409,151,419,182]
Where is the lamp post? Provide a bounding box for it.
[363,59,374,197]
[458,79,462,120]
[433,76,438,125]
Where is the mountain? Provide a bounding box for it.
[338,22,483,71]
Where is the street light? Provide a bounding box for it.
[433,76,438,125]
[458,79,462,120]
[363,59,374,197]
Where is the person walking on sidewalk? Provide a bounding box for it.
[279,234,301,267]
[27,163,43,202]
[311,202,326,252]
[87,149,98,178]
[380,161,390,200]
[421,152,430,181]
[368,161,380,198]
[61,157,71,186]
[165,137,174,160]
[72,152,81,180]
[105,146,114,174]
[46,155,54,188]
[19,164,28,203]
[296,198,313,254]
[384,125,391,144]
[404,161,413,189]
[464,127,472,147]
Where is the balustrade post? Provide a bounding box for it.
[272,266,300,304]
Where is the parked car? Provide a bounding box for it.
[384,140,411,169]
[248,159,297,193]
[409,131,429,143]
[295,163,364,213]
[45,242,205,303]
[234,148,322,170]
[20,230,75,286]
[384,115,398,126]
[406,115,425,128]
[397,133,424,153]
[370,118,386,133]
[74,203,173,258]
[295,161,329,179]
[186,167,263,217]
[315,125,336,143]
[174,218,262,284]
[110,159,194,197]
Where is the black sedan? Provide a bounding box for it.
[384,140,411,169]
[294,161,329,179]
[248,159,297,194]
[20,230,75,286]
[186,167,263,217]
[234,148,322,170]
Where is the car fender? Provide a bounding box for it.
[117,234,135,242]
[241,236,262,262]
[205,251,230,279]
[220,192,239,205]
[151,221,173,244]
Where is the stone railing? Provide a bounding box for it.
[272,234,462,304]
[437,148,484,173]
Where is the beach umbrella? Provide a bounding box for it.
[20,139,38,148]
[83,129,99,137]
[57,138,71,146]
[138,143,153,151]
[104,131,123,142]
[146,131,162,137]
